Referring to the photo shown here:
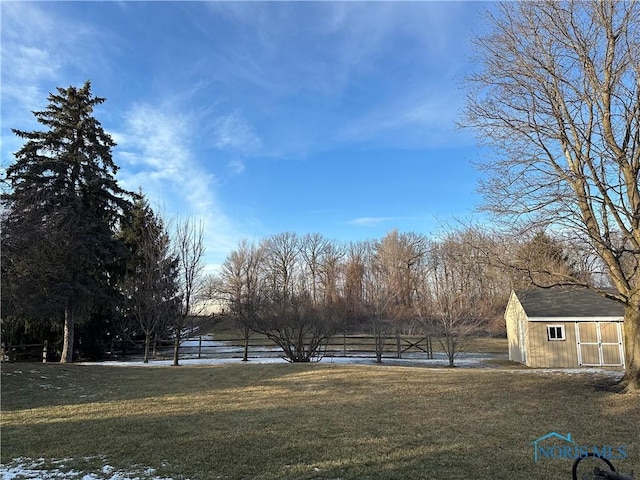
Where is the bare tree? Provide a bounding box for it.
[119,197,180,363]
[343,241,368,329]
[171,217,205,366]
[250,232,343,362]
[300,233,332,304]
[418,236,486,367]
[317,241,346,305]
[507,230,594,290]
[252,291,338,362]
[362,232,432,362]
[364,239,398,363]
[464,1,640,389]
[264,232,300,297]
[220,240,265,361]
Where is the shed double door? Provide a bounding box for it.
[576,322,624,366]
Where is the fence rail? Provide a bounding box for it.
[174,334,435,361]
[2,334,436,362]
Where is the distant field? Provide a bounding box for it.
[1,362,637,480]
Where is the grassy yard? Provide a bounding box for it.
[1,362,637,480]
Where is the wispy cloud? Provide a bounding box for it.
[341,89,471,149]
[112,103,238,269]
[1,3,102,110]
[1,4,63,163]
[1,2,111,165]
[347,217,399,227]
[194,1,478,155]
[213,110,262,154]
[227,159,246,175]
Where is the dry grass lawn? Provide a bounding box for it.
[1,362,638,480]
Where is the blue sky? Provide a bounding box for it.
[1,1,493,270]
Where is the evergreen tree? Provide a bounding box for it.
[3,81,133,363]
[512,231,588,289]
[119,195,181,363]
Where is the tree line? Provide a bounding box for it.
[211,228,592,365]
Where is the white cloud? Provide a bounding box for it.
[347,217,399,227]
[0,2,112,166]
[1,3,97,112]
[113,103,239,269]
[213,110,263,154]
[227,159,245,175]
[341,90,471,149]
[196,1,479,155]
[1,5,62,156]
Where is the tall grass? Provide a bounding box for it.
[1,362,637,480]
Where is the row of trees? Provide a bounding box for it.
[214,228,588,365]
[1,82,205,364]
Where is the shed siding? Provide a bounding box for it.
[504,290,625,369]
[526,322,578,368]
[505,292,527,364]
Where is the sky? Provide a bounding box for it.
[1,1,494,271]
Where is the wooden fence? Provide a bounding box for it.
[2,334,436,362]
[1,341,50,362]
[175,334,435,361]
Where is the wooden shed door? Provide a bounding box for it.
[576,322,624,367]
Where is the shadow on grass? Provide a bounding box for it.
[0,362,309,410]
[2,365,638,480]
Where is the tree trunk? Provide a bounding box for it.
[60,303,75,363]
[444,336,456,368]
[243,327,249,362]
[622,302,640,391]
[375,335,383,363]
[448,354,455,368]
[143,332,151,363]
[172,335,180,366]
[152,333,158,359]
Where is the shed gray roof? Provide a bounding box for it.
[515,287,624,318]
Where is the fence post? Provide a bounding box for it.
[42,340,48,363]
[343,333,346,357]
[198,335,202,359]
[396,333,401,359]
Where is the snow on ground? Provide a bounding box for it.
[76,352,500,368]
[74,352,625,380]
[509,367,625,379]
[0,457,187,480]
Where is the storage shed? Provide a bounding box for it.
[505,287,625,368]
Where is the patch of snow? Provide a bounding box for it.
[0,458,186,480]
[75,353,502,369]
[74,352,625,379]
[512,367,624,379]
[39,383,62,390]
